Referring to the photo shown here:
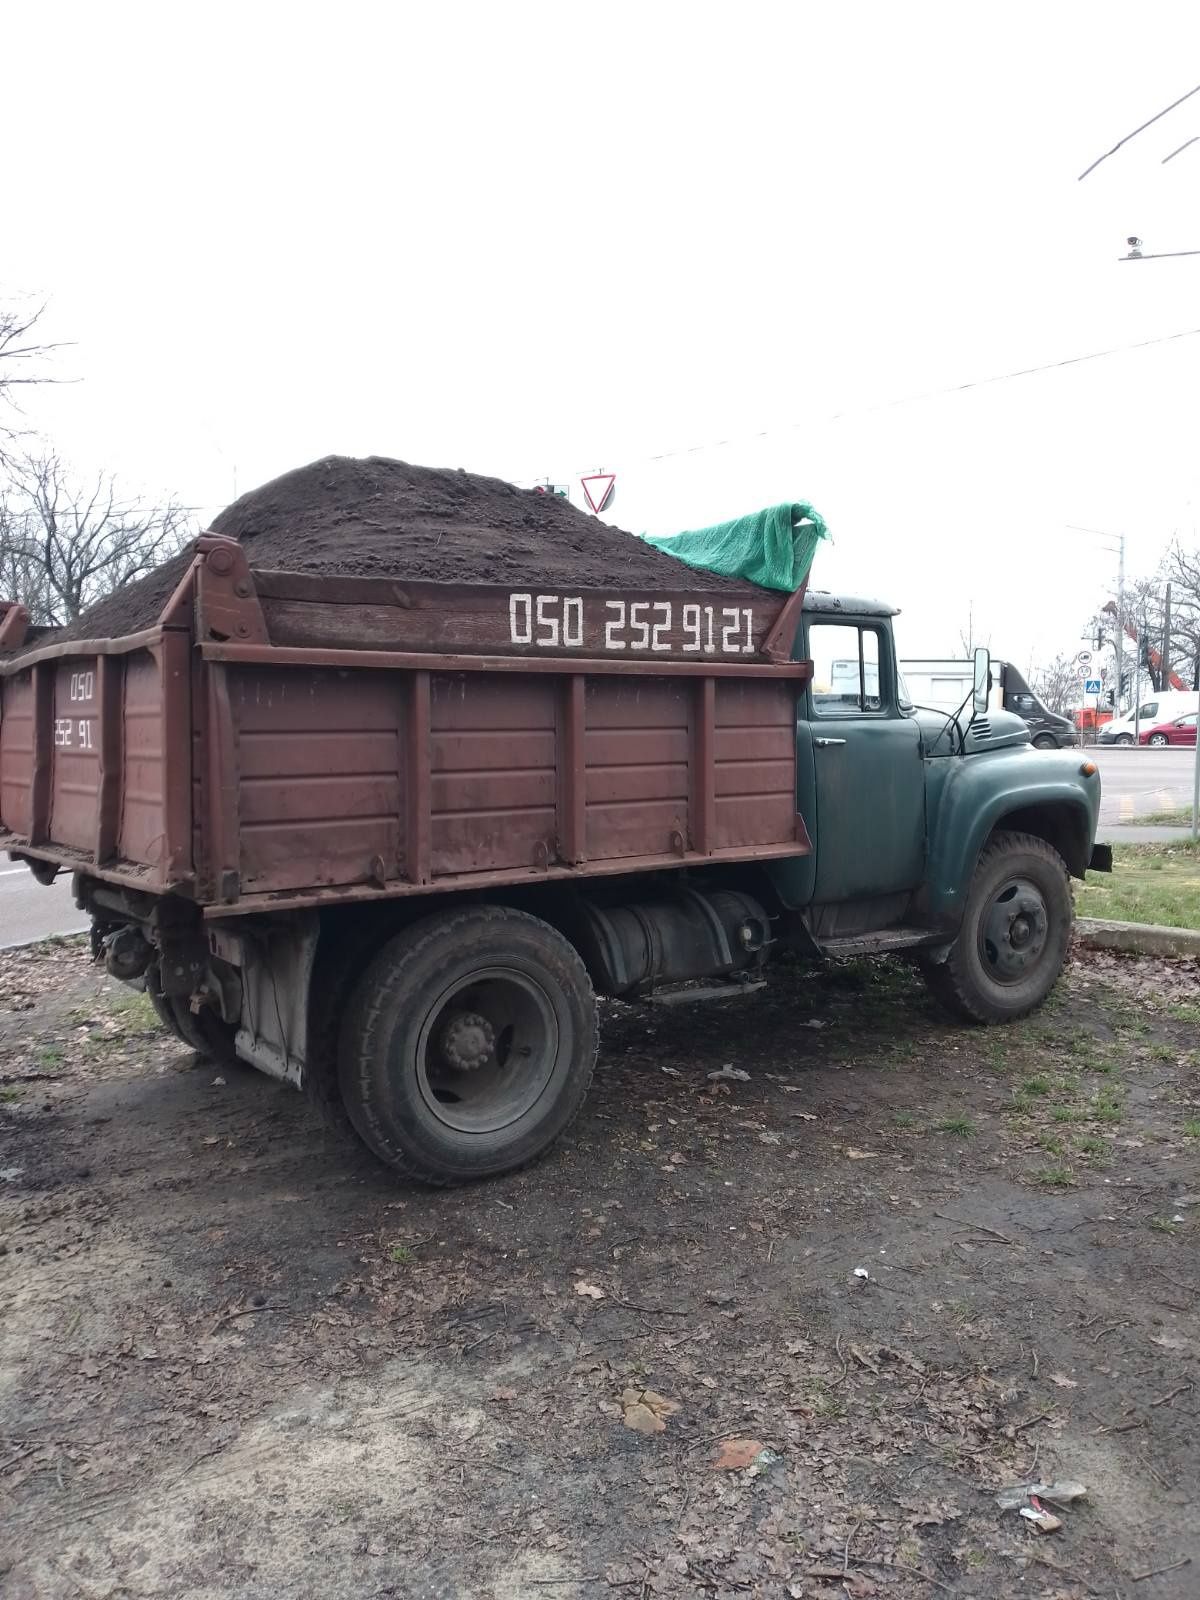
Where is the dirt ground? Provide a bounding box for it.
[1,941,1197,1600]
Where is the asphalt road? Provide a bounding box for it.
[0,864,88,950]
[1091,745,1197,825]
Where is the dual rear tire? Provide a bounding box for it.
[337,906,597,1185]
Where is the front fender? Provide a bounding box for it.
[922,748,1100,928]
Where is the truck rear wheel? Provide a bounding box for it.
[338,906,597,1185]
[146,964,240,1064]
[919,831,1073,1024]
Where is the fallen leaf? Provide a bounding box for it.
[574,1281,605,1300]
[707,1065,750,1083]
[620,1387,680,1435]
[1048,1373,1078,1389]
[489,1386,518,1403]
[845,1148,879,1160]
[711,1437,764,1470]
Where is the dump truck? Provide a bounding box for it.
[0,540,1109,1183]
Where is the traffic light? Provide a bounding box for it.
[1104,690,1115,707]
[1120,671,1131,694]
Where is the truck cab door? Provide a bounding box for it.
[794,618,925,904]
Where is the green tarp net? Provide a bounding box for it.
[642,502,828,592]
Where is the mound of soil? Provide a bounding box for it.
[17,457,760,651]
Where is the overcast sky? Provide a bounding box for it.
[6,1,1200,675]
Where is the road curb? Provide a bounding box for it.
[1076,918,1200,958]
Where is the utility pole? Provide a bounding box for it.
[1162,579,1172,687]
[1114,531,1126,713]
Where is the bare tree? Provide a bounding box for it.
[1032,654,1081,717]
[0,453,192,625]
[0,303,64,457]
[1163,538,1200,689]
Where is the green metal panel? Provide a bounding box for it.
[771,613,925,907]
[921,747,1100,922]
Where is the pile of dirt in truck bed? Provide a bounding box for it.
[13,457,762,651]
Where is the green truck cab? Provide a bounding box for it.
[777,593,1108,1021]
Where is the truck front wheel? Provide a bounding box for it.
[919,831,1073,1023]
[338,906,597,1185]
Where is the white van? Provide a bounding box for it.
[1098,691,1197,746]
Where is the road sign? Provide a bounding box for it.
[1085,677,1102,694]
[1076,649,1093,667]
[581,473,615,515]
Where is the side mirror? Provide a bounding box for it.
[972,647,991,716]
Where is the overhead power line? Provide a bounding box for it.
[1078,82,1200,180]
[579,325,1200,476]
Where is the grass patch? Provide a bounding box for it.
[1169,1003,1200,1023]
[106,990,158,1032]
[1037,1132,1065,1155]
[1093,1093,1124,1124]
[36,1044,64,1070]
[1184,1120,1200,1140]
[1075,841,1200,930]
[0,1086,22,1103]
[934,1115,976,1137]
[1035,1165,1074,1188]
[1076,1134,1108,1157]
[892,1111,917,1128]
[1131,806,1194,826]
[1050,1104,1081,1123]
[388,1245,415,1266]
[1022,1075,1052,1098]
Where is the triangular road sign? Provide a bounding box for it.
[581,473,615,515]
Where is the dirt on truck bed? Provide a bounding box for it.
[19,457,762,652]
[1,943,1198,1599]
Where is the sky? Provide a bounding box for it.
[5,0,1200,679]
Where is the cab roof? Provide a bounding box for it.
[802,591,898,618]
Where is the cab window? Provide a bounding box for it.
[810,624,884,717]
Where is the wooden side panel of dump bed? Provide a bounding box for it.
[0,539,814,912]
[0,634,192,890]
[220,657,809,902]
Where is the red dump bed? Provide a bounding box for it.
[0,540,812,917]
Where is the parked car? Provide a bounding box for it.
[1138,711,1198,748]
[1099,691,1197,746]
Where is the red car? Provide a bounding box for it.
[1139,710,1198,747]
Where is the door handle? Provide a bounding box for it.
[814,736,847,747]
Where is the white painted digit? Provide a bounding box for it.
[509,593,532,644]
[743,608,754,653]
[563,597,583,647]
[535,594,560,646]
[721,607,742,653]
[704,606,715,652]
[628,602,650,650]
[605,600,627,649]
[682,604,701,651]
[650,601,672,651]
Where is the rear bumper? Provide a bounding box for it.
[1088,843,1113,874]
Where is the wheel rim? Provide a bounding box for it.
[978,877,1050,984]
[1151,734,1167,746]
[414,965,561,1134]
